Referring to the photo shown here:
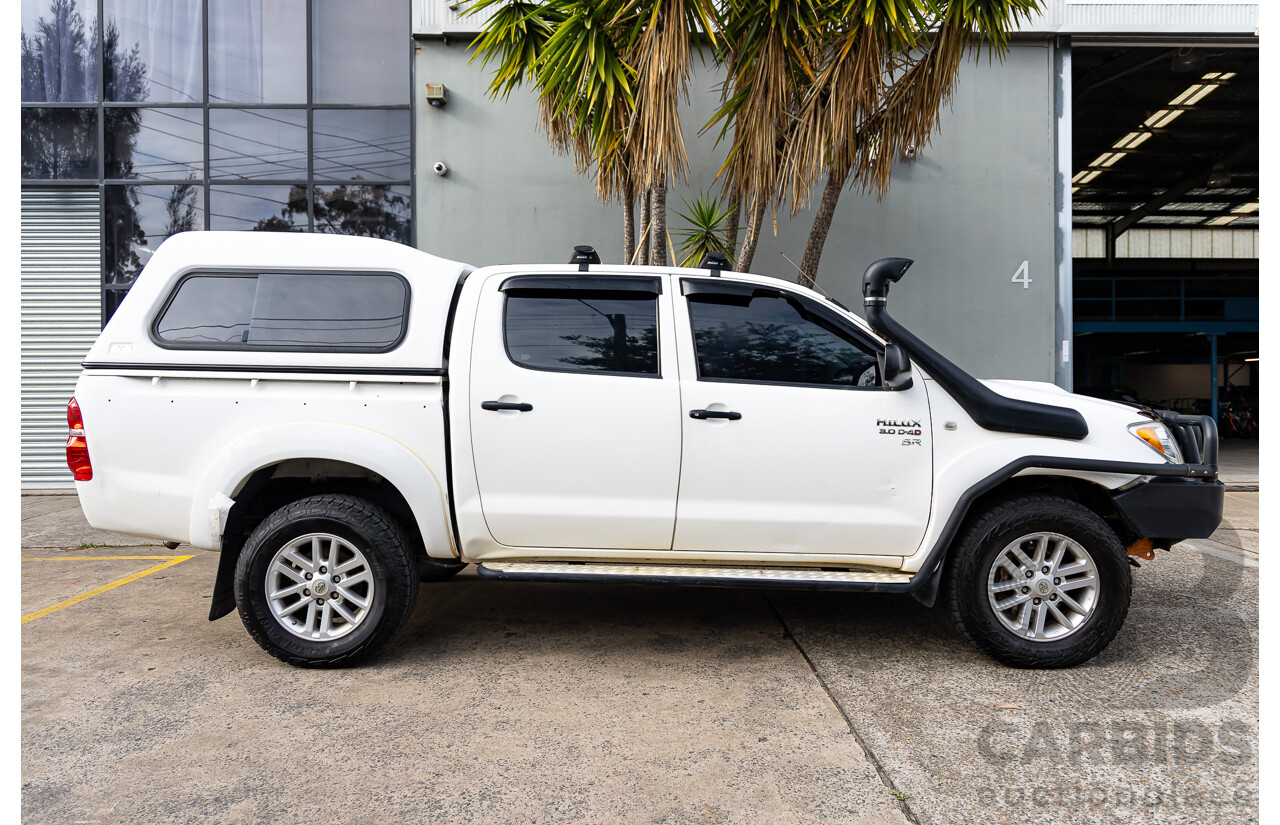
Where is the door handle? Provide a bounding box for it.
[482,401,533,412]
[689,409,741,421]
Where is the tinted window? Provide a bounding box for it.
[155,275,255,344]
[505,292,659,376]
[688,293,879,387]
[156,271,408,350]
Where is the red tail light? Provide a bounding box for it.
[66,397,92,481]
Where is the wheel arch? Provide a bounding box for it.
[194,422,455,620]
[910,469,1138,609]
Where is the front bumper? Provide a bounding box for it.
[1111,477,1225,543]
[1111,411,1222,543]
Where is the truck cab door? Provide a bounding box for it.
[671,278,933,558]
[467,273,682,550]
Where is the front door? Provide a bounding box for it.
[672,278,933,558]
[468,273,682,549]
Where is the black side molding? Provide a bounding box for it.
[861,258,1089,441]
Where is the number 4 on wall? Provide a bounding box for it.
[1012,260,1031,289]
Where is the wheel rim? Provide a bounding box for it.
[987,531,1099,642]
[266,533,375,641]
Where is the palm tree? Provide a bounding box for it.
[734,0,1038,286]
[469,0,716,266]
[703,0,820,272]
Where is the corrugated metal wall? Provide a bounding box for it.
[21,189,101,490]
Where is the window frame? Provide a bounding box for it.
[149,268,411,353]
[679,277,886,391]
[499,275,664,380]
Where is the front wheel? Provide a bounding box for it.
[944,494,1131,668]
[234,494,419,667]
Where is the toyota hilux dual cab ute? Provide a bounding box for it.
[68,232,1223,668]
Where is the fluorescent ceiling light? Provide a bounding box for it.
[1072,186,1080,194]
[1232,202,1259,214]
[1090,153,1112,167]
[1171,85,1205,105]
[1144,110,1170,127]
[1206,215,1238,226]
[1102,152,1126,167]
[1202,72,1222,80]
[1183,85,1217,105]
[1154,110,1183,128]
[1127,132,1152,148]
[1220,72,1237,80]
[1078,171,1100,184]
[1113,132,1142,149]
[1246,357,1259,362]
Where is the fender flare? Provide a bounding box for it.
[188,420,454,558]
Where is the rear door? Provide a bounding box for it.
[467,273,682,549]
[672,278,933,558]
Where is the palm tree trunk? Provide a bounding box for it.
[622,182,635,266]
[723,199,742,264]
[639,188,652,265]
[738,195,765,273]
[651,180,668,266]
[798,169,846,288]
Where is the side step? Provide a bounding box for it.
[476,561,915,592]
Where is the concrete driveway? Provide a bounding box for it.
[21,492,1257,824]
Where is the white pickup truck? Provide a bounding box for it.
[69,232,1222,668]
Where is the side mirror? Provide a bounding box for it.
[879,344,913,391]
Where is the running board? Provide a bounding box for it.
[475,561,914,592]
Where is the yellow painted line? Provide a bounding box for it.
[21,555,195,625]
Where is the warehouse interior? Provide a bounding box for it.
[1070,44,1259,433]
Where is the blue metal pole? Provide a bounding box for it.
[1209,333,1219,422]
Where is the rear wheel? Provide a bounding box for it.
[945,494,1131,668]
[234,494,418,667]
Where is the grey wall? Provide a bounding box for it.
[415,39,1060,381]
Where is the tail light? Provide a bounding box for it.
[66,397,92,481]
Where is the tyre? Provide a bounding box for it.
[234,494,418,667]
[419,557,467,582]
[944,494,1131,668]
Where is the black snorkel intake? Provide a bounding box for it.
[861,258,1089,441]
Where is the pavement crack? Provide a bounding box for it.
[764,593,923,825]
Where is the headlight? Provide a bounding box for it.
[1129,422,1182,463]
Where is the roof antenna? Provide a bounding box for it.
[779,252,841,305]
[570,245,600,271]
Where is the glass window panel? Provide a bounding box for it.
[103,0,202,102]
[248,273,408,349]
[312,0,408,104]
[22,0,100,102]
[106,107,203,180]
[688,294,880,387]
[105,183,205,284]
[156,275,257,345]
[22,107,98,179]
[313,185,410,244]
[209,0,306,103]
[210,185,308,231]
[155,272,408,350]
[504,294,659,375]
[313,110,410,181]
[210,108,307,180]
